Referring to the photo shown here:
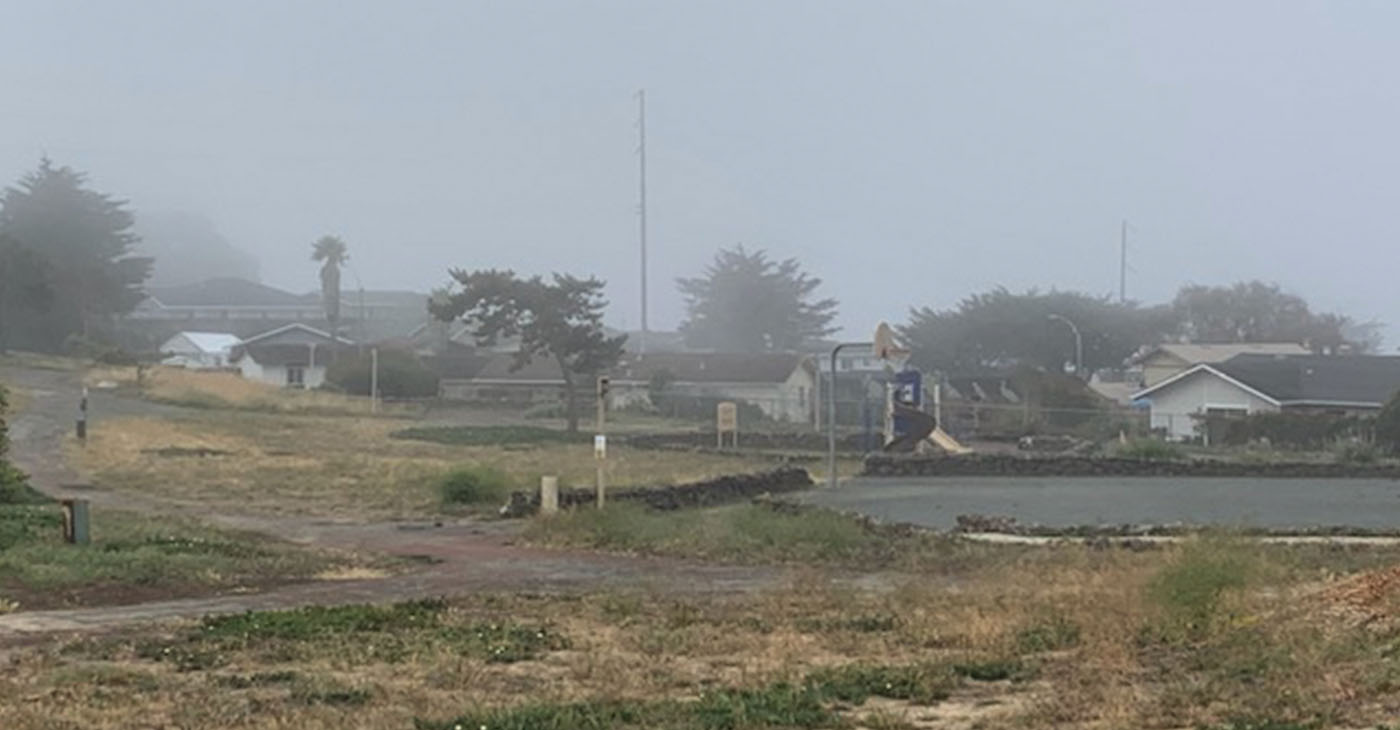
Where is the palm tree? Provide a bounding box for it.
[311,235,349,333]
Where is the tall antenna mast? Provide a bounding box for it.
[637,89,649,355]
[1119,219,1127,303]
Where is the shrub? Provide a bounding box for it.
[437,466,513,506]
[0,385,38,504]
[1015,613,1082,653]
[1114,438,1185,461]
[1199,411,1374,451]
[1377,390,1400,454]
[324,349,439,398]
[1148,540,1250,637]
[1334,440,1379,464]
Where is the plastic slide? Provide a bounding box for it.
[928,427,973,455]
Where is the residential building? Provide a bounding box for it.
[440,351,818,422]
[228,323,354,389]
[124,277,431,344]
[158,332,242,370]
[1133,343,1310,387]
[1132,353,1400,440]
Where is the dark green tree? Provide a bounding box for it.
[1172,281,1376,353]
[902,288,1176,375]
[429,269,626,432]
[311,235,349,334]
[678,245,838,352]
[0,159,150,351]
[0,236,53,354]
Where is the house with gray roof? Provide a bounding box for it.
[228,323,355,389]
[440,351,817,422]
[1132,353,1400,440]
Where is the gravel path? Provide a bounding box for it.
[0,365,789,642]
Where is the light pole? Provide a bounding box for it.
[1047,314,1083,379]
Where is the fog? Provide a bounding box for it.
[3,0,1397,342]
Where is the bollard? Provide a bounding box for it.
[540,476,559,515]
[76,387,88,442]
[61,499,90,544]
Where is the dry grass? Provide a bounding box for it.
[85,365,417,417]
[74,412,794,518]
[3,540,1399,729]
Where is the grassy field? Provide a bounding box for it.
[0,498,372,611]
[75,411,805,519]
[84,365,421,417]
[3,530,1399,728]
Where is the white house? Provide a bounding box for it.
[1133,353,1400,440]
[158,332,242,370]
[228,323,355,389]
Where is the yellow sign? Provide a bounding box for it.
[717,402,738,431]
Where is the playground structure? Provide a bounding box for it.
[826,322,971,487]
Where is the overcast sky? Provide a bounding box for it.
[3,1,1397,343]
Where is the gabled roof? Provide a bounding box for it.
[144,278,306,307]
[162,332,242,353]
[240,323,354,346]
[1136,342,1310,366]
[1134,354,1400,408]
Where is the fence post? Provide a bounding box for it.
[62,499,90,544]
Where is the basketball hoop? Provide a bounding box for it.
[872,322,911,366]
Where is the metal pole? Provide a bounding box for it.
[1048,314,1083,379]
[637,89,648,355]
[1120,219,1128,304]
[828,342,873,488]
[596,377,607,508]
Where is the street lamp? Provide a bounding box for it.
[1047,314,1083,379]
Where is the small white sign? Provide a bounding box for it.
[594,434,607,460]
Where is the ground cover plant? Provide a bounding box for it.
[0,506,361,610]
[5,537,1400,728]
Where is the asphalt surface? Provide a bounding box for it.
[800,475,1400,530]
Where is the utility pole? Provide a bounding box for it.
[636,89,649,355]
[1119,219,1127,304]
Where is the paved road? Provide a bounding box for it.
[801,476,1400,530]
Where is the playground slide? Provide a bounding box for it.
[928,427,973,455]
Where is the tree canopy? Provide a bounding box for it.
[678,245,837,352]
[902,280,1380,377]
[902,288,1177,375]
[0,159,150,352]
[311,235,349,333]
[1172,281,1377,353]
[429,269,626,432]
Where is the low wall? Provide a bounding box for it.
[863,453,1400,479]
[624,431,872,454]
[501,466,814,517]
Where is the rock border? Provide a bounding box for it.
[863,453,1400,479]
[500,466,814,517]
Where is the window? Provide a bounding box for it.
[286,366,305,388]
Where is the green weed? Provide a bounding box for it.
[436,465,513,506]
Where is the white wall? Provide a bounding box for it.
[238,359,327,389]
[1139,369,1278,439]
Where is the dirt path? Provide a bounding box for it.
[0,365,793,642]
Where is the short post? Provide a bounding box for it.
[61,499,90,545]
[539,476,559,515]
[75,386,89,442]
[370,347,380,413]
